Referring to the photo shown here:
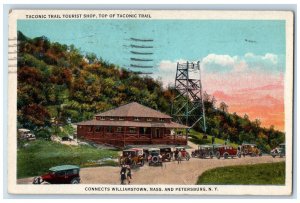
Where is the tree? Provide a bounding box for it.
[219,101,228,113]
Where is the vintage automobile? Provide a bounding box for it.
[18,128,36,141]
[62,136,73,141]
[215,145,241,159]
[174,146,190,161]
[32,165,80,184]
[271,143,285,158]
[160,147,173,161]
[119,148,145,166]
[148,148,163,166]
[191,145,214,159]
[239,144,262,157]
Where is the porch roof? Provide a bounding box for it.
[75,120,189,129]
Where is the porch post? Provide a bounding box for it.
[174,128,176,142]
[123,127,125,147]
[185,128,188,145]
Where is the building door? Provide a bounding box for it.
[155,128,160,138]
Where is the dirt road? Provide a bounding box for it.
[18,156,284,185]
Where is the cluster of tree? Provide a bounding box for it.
[17,31,284,151]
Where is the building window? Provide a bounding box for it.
[88,126,93,132]
[96,117,100,120]
[134,117,140,121]
[159,118,164,122]
[95,126,102,132]
[106,126,113,133]
[110,117,115,121]
[147,118,152,121]
[116,127,123,132]
[100,117,105,120]
[129,127,136,133]
[119,117,124,121]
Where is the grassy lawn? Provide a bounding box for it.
[189,129,238,148]
[197,162,285,185]
[17,140,119,178]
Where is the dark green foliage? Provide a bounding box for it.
[17,31,284,150]
[197,162,285,185]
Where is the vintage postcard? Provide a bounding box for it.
[7,10,293,195]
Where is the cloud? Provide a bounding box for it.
[244,52,283,71]
[202,54,237,67]
[245,52,279,64]
[201,52,282,73]
[262,53,279,64]
[202,54,242,73]
[155,52,283,88]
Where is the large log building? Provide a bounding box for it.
[76,102,188,147]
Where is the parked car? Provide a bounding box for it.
[191,145,214,159]
[32,165,80,184]
[119,148,144,166]
[148,148,163,166]
[18,128,36,141]
[62,136,73,141]
[160,147,173,161]
[271,143,285,158]
[174,146,190,161]
[215,145,241,159]
[239,144,262,157]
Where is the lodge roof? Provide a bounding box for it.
[75,120,188,129]
[95,102,172,119]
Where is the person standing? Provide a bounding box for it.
[126,165,132,184]
[177,150,182,164]
[120,165,127,184]
[174,149,179,161]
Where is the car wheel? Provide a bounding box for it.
[71,178,80,184]
[140,159,144,166]
[32,176,43,184]
[152,156,159,163]
[224,153,229,159]
[209,152,213,159]
[237,152,241,158]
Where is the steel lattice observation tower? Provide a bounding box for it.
[172,61,207,136]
